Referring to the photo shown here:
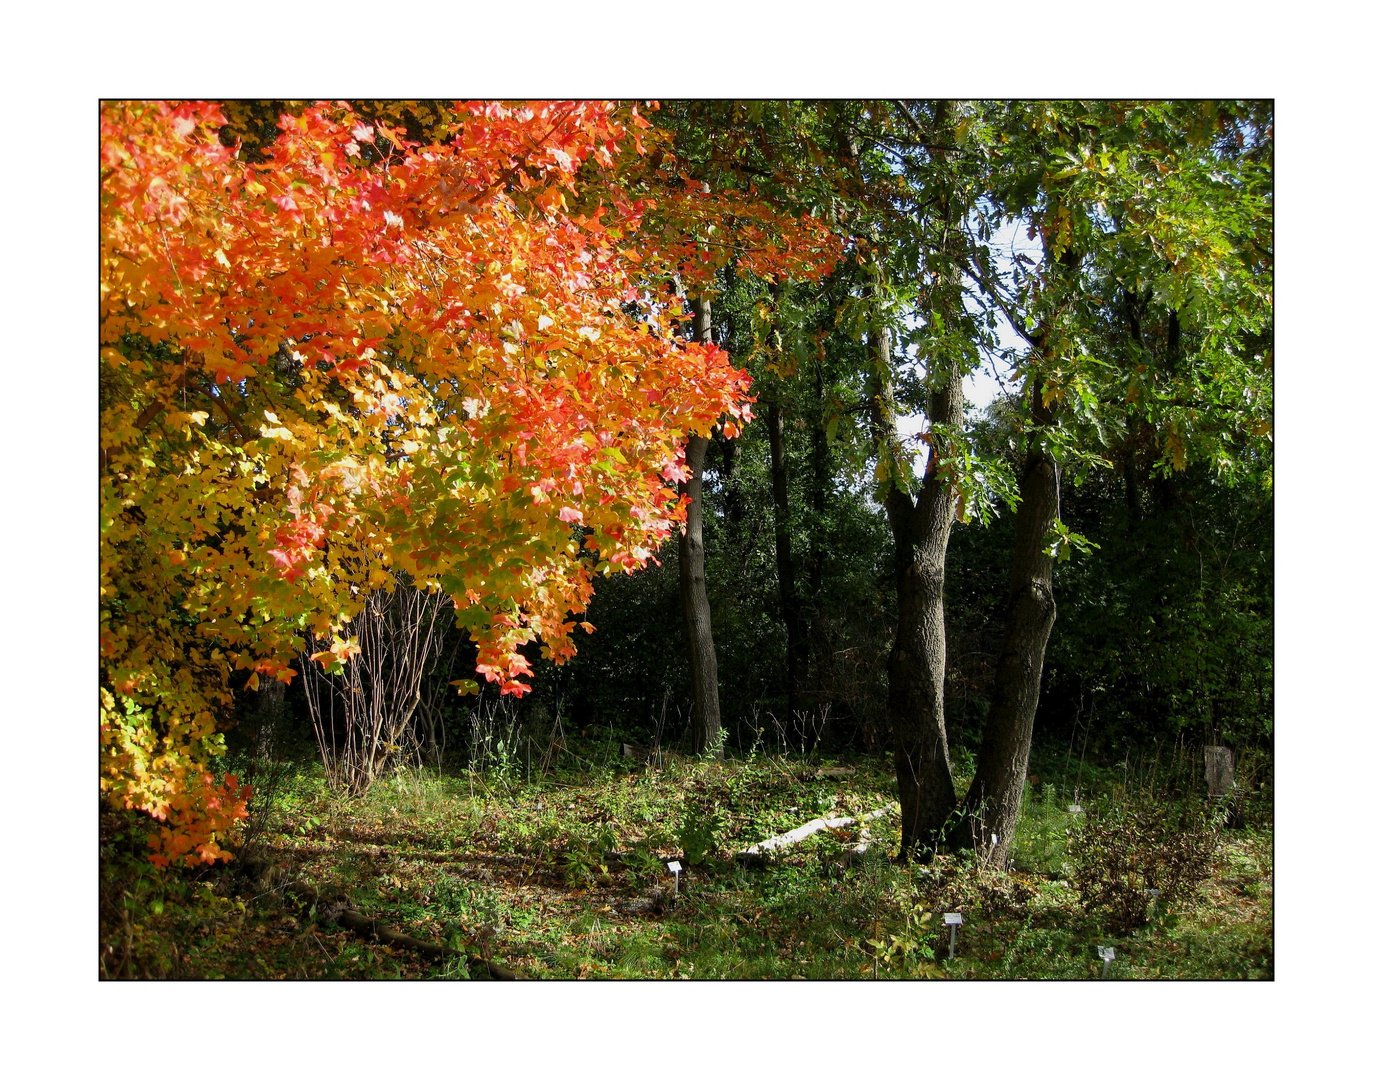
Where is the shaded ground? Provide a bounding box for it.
[99,748,1272,980]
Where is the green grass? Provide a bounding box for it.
[99,742,1272,980]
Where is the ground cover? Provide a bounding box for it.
[98,740,1272,980]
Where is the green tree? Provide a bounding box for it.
[956,100,1273,865]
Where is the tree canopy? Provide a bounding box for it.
[99,99,1270,873]
[99,100,839,863]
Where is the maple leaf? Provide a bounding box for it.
[100,98,832,860]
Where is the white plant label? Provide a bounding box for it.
[944,913,963,926]
[667,861,682,874]
[1097,946,1115,961]
[1069,805,1083,814]
[990,833,998,847]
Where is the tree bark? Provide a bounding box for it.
[865,101,968,858]
[715,432,744,539]
[766,399,809,729]
[806,353,829,599]
[959,380,1060,868]
[869,322,961,858]
[680,297,723,756]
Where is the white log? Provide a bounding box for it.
[737,804,894,860]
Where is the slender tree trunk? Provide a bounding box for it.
[716,433,743,539]
[870,322,961,858]
[1122,439,1143,532]
[807,354,829,599]
[766,399,809,728]
[959,381,1060,868]
[680,297,722,756]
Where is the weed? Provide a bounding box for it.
[562,837,610,887]
[1009,781,1076,878]
[433,953,472,980]
[676,803,723,866]
[621,842,667,887]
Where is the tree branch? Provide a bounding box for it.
[192,379,254,442]
[963,236,1042,350]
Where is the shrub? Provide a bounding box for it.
[1068,795,1222,933]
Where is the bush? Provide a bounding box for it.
[1067,795,1223,933]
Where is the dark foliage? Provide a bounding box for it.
[1068,796,1223,933]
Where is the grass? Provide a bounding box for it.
[98,738,1272,980]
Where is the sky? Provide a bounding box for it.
[895,214,1042,460]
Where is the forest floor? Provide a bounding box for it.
[99,739,1273,980]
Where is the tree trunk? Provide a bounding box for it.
[680,297,722,756]
[866,101,967,858]
[716,433,744,539]
[959,381,1060,868]
[806,354,829,599]
[766,400,809,729]
[869,322,961,858]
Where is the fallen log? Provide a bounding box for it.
[735,804,895,866]
[826,836,876,870]
[288,881,526,980]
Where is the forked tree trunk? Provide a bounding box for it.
[870,322,961,858]
[958,381,1060,868]
[680,297,722,756]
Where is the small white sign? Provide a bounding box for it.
[1097,946,1115,961]
[944,912,963,926]
[1069,805,1083,814]
[667,861,682,874]
[990,833,998,847]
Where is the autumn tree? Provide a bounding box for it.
[100,100,838,861]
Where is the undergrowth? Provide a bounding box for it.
[99,740,1272,980]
